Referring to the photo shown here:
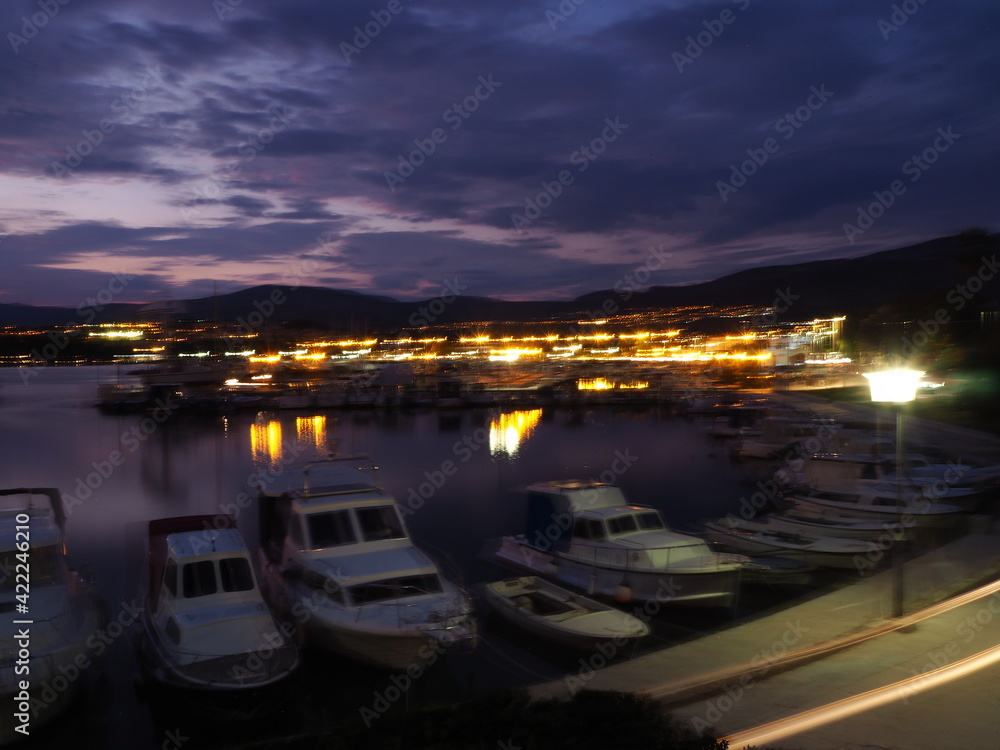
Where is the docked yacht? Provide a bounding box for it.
[1,488,106,741]
[786,453,982,509]
[256,457,476,670]
[138,515,299,690]
[701,518,873,570]
[494,481,745,609]
[784,489,966,528]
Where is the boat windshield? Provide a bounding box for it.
[182,557,255,597]
[348,574,443,605]
[636,511,665,531]
[307,510,356,549]
[356,506,406,542]
[0,544,62,590]
[607,515,638,535]
[219,557,255,592]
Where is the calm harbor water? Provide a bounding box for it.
[1,365,778,748]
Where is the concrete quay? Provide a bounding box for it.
[528,394,1000,748]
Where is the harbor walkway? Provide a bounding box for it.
[528,394,1000,748]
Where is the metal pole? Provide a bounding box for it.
[892,407,904,618]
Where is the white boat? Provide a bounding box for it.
[701,518,872,570]
[786,453,982,508]
[494,481,745,609]
[1,488,106,741]
[735,416,839,459]
[138,515,299,690]
[762,509,908,541]
[480,576,649,651]
[785,490,965,528]
[257,457,476,670]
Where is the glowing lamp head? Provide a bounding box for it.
[863,369,924,403]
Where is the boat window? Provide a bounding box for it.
[607,515,638,535]
[307,510,356,549]
[164,559,178,597]
[861,464,878,480]
[572,519,606,540]
[219,557,254,592]
[182,560,218,598]
[348,574,443,605]
[356,506,406,542]
[636,512,665,531]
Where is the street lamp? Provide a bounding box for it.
[863,368,923,618]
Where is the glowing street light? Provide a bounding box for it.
[864,368,922,619]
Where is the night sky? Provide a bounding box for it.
[0,0,995,307]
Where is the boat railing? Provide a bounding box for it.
[571,539,738,573]
[350,583,474,635]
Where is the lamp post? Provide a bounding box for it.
[863,368,923,618]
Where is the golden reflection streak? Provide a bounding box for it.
[250,418,283,468]
[489,409,542,457]
[296,415,328,455]
[724,643,1000,749]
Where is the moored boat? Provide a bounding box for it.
[137,515,299,690]
[1,488,106,742]
[256,456,477,670]
[480,576,649,651]
[701,518,873,570]
[494,480,745,609]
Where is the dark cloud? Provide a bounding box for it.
[0,0,996,305]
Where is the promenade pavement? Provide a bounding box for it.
[528,393,1000,748]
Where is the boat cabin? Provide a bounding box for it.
[259,461,447,609]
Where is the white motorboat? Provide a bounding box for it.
[1,488,105,741]
[786,453,982,509]
[257,457,476,670]
[734,416,839,459]
[701,518,872,570]
[494,481,745,609]
[138,515,299,690]
[784,490,965,528]
[480,576,649,651]
[762,509,908,541]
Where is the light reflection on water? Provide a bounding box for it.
[0,366,759,748]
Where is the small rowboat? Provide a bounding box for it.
[480,576,649,651]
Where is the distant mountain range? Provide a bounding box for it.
[2,233,996,331]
